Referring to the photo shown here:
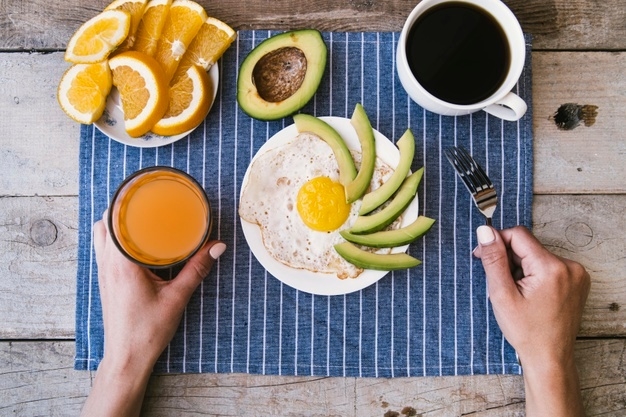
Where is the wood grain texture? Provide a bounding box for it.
[0,196,77,339]
[533,195,626,336]
[1,0,625,51]
[533,52,626,194]
[1,340,623,416]
[1,195,623,339]
[0,341,90,416]
[0,53,79,197]
[1,52,625,197]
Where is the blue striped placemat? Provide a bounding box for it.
[75,31,533,377]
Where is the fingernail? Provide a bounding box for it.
[209,242,226,259]
[477,225,496,245]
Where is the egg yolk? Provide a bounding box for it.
[296,176,350,232]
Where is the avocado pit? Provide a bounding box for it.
[253,47,307,103]
[237,29,327,120]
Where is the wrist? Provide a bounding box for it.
[80,354,154,417]
[522,354,584,417]
[99,352,154,386]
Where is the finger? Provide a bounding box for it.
[475,226,520,304]
[170,241,226,303]
[499,226,552,264]
[93,219,107,265]
[101,209,109,233]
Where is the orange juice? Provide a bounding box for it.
[109,167,212,268]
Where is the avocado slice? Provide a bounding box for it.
[334,242,421,270]
[340,215,435,248]
[293,113,357,187]
[359,129,415,215]
[237,30,327,120]
[345,103,376,204]
[349,167,424,234]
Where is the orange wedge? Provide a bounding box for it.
[133,0,173,56]
[57,62,113,124]
[153,0,207,82]
[173,16,236,83]
[105,0,149,53]
[108,51,169,137]
[152,64,213,136]
[65,9,131,63]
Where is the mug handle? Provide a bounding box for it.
[483,92,527,121]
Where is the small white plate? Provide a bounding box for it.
[94,64,219,148]
[239,116,420,296]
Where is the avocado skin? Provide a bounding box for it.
[345,103,376,203]
[340,215,435,248]
[237,30,327,121]
[360,128,415,215]
[334,242,421,270]
[293,113,357,186]
[350,167,424,234]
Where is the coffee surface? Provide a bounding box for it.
[406,2,510,105]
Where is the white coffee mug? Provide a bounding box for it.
[397,0,527,121]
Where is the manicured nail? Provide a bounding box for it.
[209,242,226,259]
[477,225,496,245]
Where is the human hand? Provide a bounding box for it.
[474,225,590,417]
[81,212,226,417]
[93,211,226,374]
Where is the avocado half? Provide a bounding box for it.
[237,30,327,120]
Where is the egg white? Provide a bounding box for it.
[239,132,394,279]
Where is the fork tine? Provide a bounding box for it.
[444,148,477,193]
[445,146,498,225]
[445,147,482,194]
[455,146,494,188]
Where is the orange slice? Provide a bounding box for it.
[133,0,173,56]
[173,16,236,83]
[57,62,113,124]
[152,65,213,136]
[108,51,169,137]
[153,0,207,82]
[65,9,131,63]
[105,0,149,53]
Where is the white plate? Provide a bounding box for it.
[94,64,219,148]
[239,116,420,296]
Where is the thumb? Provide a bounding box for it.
[475,226,519,304]
[170,241,226,302]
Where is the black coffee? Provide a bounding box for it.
[405,2,510,105]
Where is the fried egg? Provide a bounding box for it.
[238,132,394,279]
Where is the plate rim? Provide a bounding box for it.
[239,116,420,296]
[94,64,219,148]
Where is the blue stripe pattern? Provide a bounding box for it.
[75,31,533,377]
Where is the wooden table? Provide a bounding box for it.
[1,0,625,415]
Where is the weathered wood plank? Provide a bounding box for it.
[0,341,90,416]
[1,195,623,339]
[533,195,626,336]
[1,339,624,416]
[1,0,625,50]
[0,196,77,339]
[0,52,79,197]
[1,52,625,197]
[533,52,626,194]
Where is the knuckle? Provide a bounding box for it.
[190,257,213,279]
[567,260,591,287]
[480,248,506,267]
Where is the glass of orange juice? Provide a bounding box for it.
[108,166,212,268]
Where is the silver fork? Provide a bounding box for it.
[444,146,498,226]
